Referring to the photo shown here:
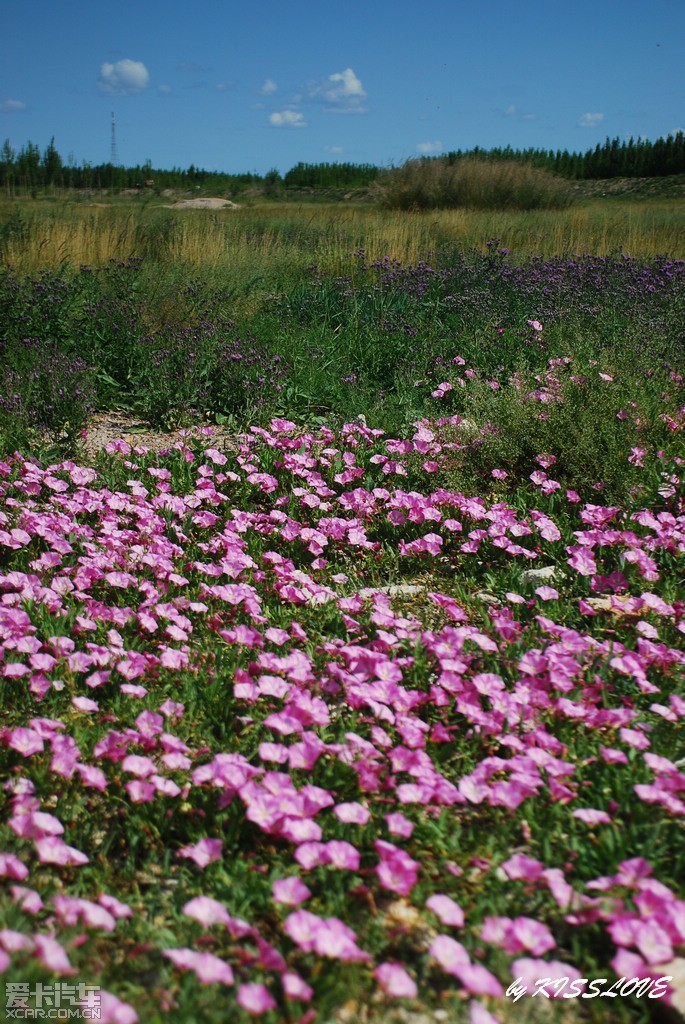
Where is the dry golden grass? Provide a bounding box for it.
[2,197,685,284]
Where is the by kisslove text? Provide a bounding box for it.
[506,975,672,1002]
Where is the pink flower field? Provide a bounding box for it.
[1,399,684,1022]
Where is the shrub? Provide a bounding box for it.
[449,357,681,502]
[373,157,573,211]
[0,341,96,451]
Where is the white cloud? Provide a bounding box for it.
[260,78,278,95]
[269,110,306,128]
[0,99,26,112]
[324,145,344,154]
[158,84,171,96]
[417,140,443,154]
[98,59,150,95]
[578,111,604,128]
[310,68,367,112]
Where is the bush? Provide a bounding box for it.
[373,157,573,211]
[0,341,96,452]
[449,356,680,502]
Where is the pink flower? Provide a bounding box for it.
[125,780,156,803]
[0,929,33,953]
[177,838,223,868]
[237,983,277,1015]
[634,919,674,965]
[430,934,470,973]
[284,911,370,962]
[76,764,108,790]
[599,747,629,766]
[527,320,543,332]
[164,948,235,985]
[8,728,44,757]
[511,917,556,956]
[313,919,371,962]
[294,842,330,870]
[451,962,504,997]
[481,916,555,956]
[98,893,132,919]
[273,876,312,906]
[374,840,420,895]
[426,894,465,927]
[334,801,371,825]
[33,934,75,975]
[72,696,99,712]
[284,909,320,951]
[122,754,157,777]
[54,895,117,932]
[105,571,137,589]
[324,840,360,871]
[282,972,314,1002]
[204,447,227,465]
[616,857,653,885]
[385,813,415,838]
[183,896,232,928]
[10,811,64,839]
[374,962,418,999]
[500,854,544,882]
[470,1003,501,1024]
[610,948,649,980]
[620,728,650,750]
[35,837,89,866]
[572,808,611,826]
[88,991,138,1024]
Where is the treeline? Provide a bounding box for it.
[0,139,377,197]
[444,133,685,180]
[0,138,268,196]
[2,133,685,197]
[282,162,380,188]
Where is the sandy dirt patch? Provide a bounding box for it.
[79,413,238,462]
[162,197,240,210]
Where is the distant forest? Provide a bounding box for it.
[2,132,685,195]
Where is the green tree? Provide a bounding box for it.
[17,141,41,191]
[42,137,63,189]
[1,138,16,196]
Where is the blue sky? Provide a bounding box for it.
[2,0,683,175]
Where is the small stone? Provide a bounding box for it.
[519,565,561,587]
[382,584,424,598]
[358,584,424,599]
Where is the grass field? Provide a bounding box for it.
[3,195,685,273]
[0,195,684,1024]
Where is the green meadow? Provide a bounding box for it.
[0,182,684,1023]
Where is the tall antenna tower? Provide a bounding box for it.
[110,111,119,166]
